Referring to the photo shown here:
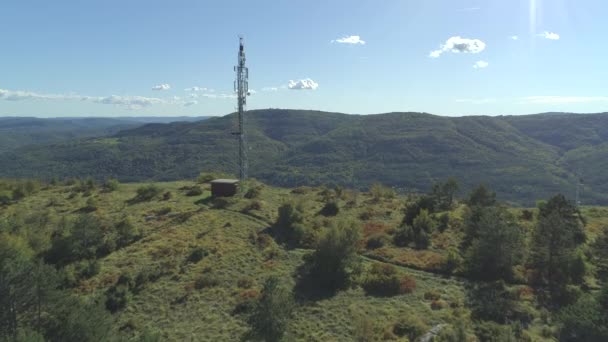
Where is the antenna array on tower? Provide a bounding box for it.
[233,37,249,181]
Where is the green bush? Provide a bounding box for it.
[393,224,414,247]
[474,321,515,342]
[320,200,340,216]
[115,217,141,248]
[391,313,428,341]
[105,276,132,312]
[247,277,294,342]
[362,263,401,296]
[132,184,162,202]
[194,273,220,289]
[187,247,208,263]
[366,233,389,250]
[245,186,262,199]
[103,178,120,192]
[186,186,203,196]
[297,220,361,295]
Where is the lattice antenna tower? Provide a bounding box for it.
[233,36,249,181]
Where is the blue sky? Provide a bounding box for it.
[1,0,607,117]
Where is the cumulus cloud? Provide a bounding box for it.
[331,35,366,45]
[539,31,560,40]
[95,95,166,109]
[262,87,279,92]
[200,93,237,99]
[288,79,319,90]
[0,89,84,101]
[185,86,213,92]
[523,96,608,104]
[429,36,486,58]
[152,84,171,91]
[510,35,519,40]
[473,60,489,69]
[0,87,237,109]
[459,7,481,11]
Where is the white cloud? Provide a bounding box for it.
[200,93,237,99]
[248,89,257,94]
[331,35,366,45]
[523,96,608,104]
[459,7,481,11]
[185,86,213,92]
[0,87,236,109]
[429,36,486,58]
[510,35,519,40]
[473,60,489,69]
[262,87,279,92]
[539,31,560,40]
[152,84,171,91]
[288,79,319,90]
[0,89,84,101]
[95,95,166,109]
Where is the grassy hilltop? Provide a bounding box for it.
[2,176,608,341]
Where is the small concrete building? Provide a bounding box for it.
[210,179,239,197]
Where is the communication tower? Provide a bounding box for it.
[234,37,249,181]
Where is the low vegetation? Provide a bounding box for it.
[0,176,607,341]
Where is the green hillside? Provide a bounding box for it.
[0,117,210,153]
[1,110,608,204]
[1,177,608,341]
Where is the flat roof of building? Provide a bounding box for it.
[210,179,240,184]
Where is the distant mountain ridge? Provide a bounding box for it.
[1,109,607,205]
[0,116,210,152]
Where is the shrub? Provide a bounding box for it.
[132,184,162,202]
[83,197,97,212]
[242,200,263,213]
[274,202,307,245]
[393,225,414,247]
[115,217,141,248]
[0,194,11,205]
[187,247,208,263]
[424,289,441,301]
[105,284,131,313]
[399,275,417,294]
[185,186,203,196]
[12,188,25,201]
[392,313,428,341]
[474,321,515,342]
[247,277,294,342]
[237,277,255,289]
[162,191,172,201]
[320,200,340,216]
[437,212,450,232]
[103,178,120,192]
[196,172,220,183]
[413,209,435,249]
[366,233,389,250]
[431,299,448,310]
[296,220,361,295]
[520,209,534,221]
[362,264,401,296]
[370,183,395,201]
[194,273,220,289]
[442,249,463,274]
[245,186,262,199]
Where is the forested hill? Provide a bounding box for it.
[1,109,608,205]
[0,116,210,152]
